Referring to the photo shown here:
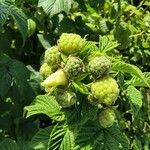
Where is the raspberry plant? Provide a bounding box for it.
[24,33,150,150]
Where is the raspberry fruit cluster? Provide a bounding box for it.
[39,33,120,127]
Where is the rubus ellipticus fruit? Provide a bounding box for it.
[99,108,116,128]
[58,33,83,55]
[90,76,119,106]
[44,46,61,70]
[40,63,52,78]
[41,69,68,88]
[89,56,111,78]
[63,56,84,79]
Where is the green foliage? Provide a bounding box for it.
[38,0,73,17]
[0,0,28,44]
[128,72,150,87]
[24,31,149,149]
[31,126,52,149]
[25,95,65,121]
[76,122,129,150]
[99,35,120,53]
[126,86,143,117]
[0,139,18,150]
[59,129,75,150]
[112,61,149,87]
[113,21,131,50]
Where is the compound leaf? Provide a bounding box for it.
[25,95,65,121]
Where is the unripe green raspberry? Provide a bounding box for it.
[41,69,68,88]
[53,88,77,108]
[27,18,36,36]
[90,76,119,105]
[63,57,84,78]
[40,63,52,78]
[44,46,61,70]
[58,33,83,55]
[99,108,116,128]
[89,56,111,78]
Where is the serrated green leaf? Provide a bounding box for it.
[38,0,73,17]
[0,2,10,25]
[126,86,143,117]
[9,5,28,45]
[9,60,30,80]
[99,35,119,53]
[103,125,129,150]
[65,100,98,126]
[60,129,75,150]
[25,95,65,121]
[81,99,98,122]
[0,1,27,44]
[49,124,66,150]
[31,126,53,150]
[126,86,143,108]
[31,124,66,150]
[8,59,35,103]
[76,122,129,150]
[128,72,150,87]
[65,105,83,125]
[75,122,101,148]
[112,61,149,87]
[79,41,99,61]
[0,138,19,150]
[80,41,99,55]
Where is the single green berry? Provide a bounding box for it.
[40,63,52,78]
[58,33,83,55]
[27,18,36,36]
[44,46,61,70]
[41,69,68,88]
[53,88,77,108]
[63,57,84,79]
[90,76,119,105]
[89,56,111,78]
[99,108,116,128]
